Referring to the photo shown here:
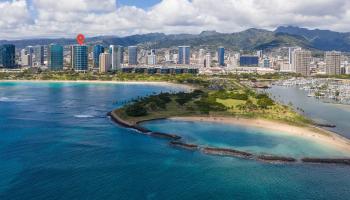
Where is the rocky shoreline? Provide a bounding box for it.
[107,111,350,166]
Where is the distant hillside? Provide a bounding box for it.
[2,27,350,52]
[0,33,167,49]
[275,26,350,52]
[150,29,311,51]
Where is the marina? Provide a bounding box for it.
[275,78,350,105]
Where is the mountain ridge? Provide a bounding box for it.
[1,26,350,52]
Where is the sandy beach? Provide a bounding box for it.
[170,117,350,154]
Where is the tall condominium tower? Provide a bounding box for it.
[93,45,104,69]
[109,45,124,71]
[99,53,111,73]
[289,47,301,65]
[198,49,205,65]
[147,51,157,65]
[48,44,64,71]
[292,49,312,76]
[205,53,211,68]
[32,45,45,67]
[128,46,138,65]
[0,44,16,68]
[325,51,341,75]
[178,46,190,65]
[72,45,88,71]
[239,55,259,67]
[218,47,225,67]
[21,49,32,67]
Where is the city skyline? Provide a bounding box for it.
[1,0,350,39]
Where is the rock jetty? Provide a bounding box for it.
[170,141,199,151]
[202,147,253,158]
[301,158,350,165]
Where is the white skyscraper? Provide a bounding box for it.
[99,53,111,73]
[32,45,45,67]
[147,50,157,65]
[292,49,312,76]
[256,50,263,59]
[109,45,124,71]
[205,53,211,68]
[289,47,301,66]
[165,51,171,62]
[325,51,341,75]
[198,49,205,66]
[21,49,32,67]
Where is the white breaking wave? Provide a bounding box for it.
[74,115,95,118]
[0,97,35,102]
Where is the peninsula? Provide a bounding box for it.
[109,77,350,165]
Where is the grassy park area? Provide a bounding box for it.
[114,78,311,126]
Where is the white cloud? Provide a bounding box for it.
[33,0,116,12]
[1,0,350,39]
[0,0,30,29]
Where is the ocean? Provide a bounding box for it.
[0,82,349,200]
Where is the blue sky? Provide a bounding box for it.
[25,0,162,9]
[0,0,349,39]
[117,0,161,8]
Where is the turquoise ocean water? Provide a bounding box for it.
[0,82,350,200]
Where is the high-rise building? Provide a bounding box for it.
[32,45,44,67]
[239,55,259,67]
[218,47,225,67]
[48,44,64,71]
[198,49,205,66]
[178,46,190,65]
[109,45,117,70]
[20,46,36,67]
[99,53,111,73]
[72,45,88,71]
[109,45,124,70]
[165,51,171,62]
[292,49,311,76]
[0,44,16,68]
[21,49,32,67]
[118,46,124,65]
[279,59,293,72]
[289,47,301,65]
[70,46,74,69]
[26,45,34,55]
[205,53,211,68]
[128,46,138,65]
[147,51,157,65]
[325,51,341,75]
[93,45,104,69]
[263,58,270,68]
[256,50,263,59]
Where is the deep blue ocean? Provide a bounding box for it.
[0,82,350,200]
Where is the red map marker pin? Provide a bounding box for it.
[76,34,85,45]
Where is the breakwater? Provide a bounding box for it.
[108,111,350,166]
[313,123,336,128]
[202,147,253,158]
[257,155,297,163]
[170,141,199,150]
[302,158,350,165]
